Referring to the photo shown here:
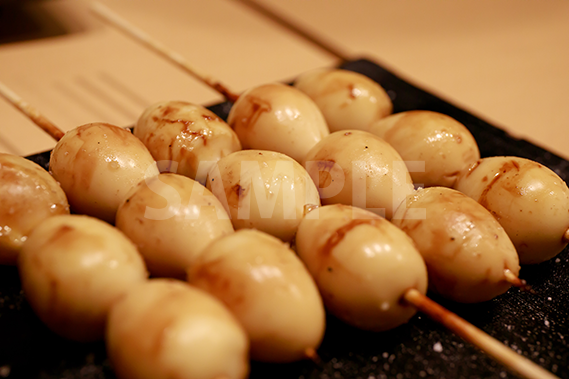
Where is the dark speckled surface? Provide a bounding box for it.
[4,58,568,379]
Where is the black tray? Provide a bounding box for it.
[2,58,568,379]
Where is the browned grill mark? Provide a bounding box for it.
[464,159,482,178]
[161,118,194,127]
[314,160,337,188]
[0,165,19,181]
[160,105,178,117]
[320,219,379,256]
[246,97,272,129]
[316,160,336,171]
[348,84,358,99]
[72,123,135,196]
[226,183,245,209]
[104,123,135,143]
[180,124,209,146]
[190,258,226,288]
[479,160,521,208]
[74,143,95,192]
[233,184,244,197]
[399,219,423,233]
[190,258,245,308]
[47,225,74,245]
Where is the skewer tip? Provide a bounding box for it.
[562,228,569,244]
[89,1,239,102]
[504,270,535,294]
[304,348,321,365]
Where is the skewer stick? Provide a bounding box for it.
[0,81,65,142]
[90,2,240,102]
[403,289,559,379]
[504,269,534,293]
[304,347,321,365]
[234,0,350,62]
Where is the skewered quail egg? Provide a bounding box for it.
[0,153,69,265]
[50,122,159,223]
[294,68,392,132]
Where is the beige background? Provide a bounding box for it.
[1,0,568,159]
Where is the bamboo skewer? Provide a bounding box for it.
[404,289,559,379]
[0,81,65,142]
[86,4,559,378]
[234,0,350,62]
[504,269,535,293]
[90,2,240,102]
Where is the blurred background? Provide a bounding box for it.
[1,0,568,159]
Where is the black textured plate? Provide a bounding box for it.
[2,58,568,379]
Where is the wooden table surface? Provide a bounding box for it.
[1,0,568,159]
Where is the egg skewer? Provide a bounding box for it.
[0,81,250,373]
[296,204,558,379]
[0,83,252,376]
[304,133,529,298]
[90,2,330,163]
